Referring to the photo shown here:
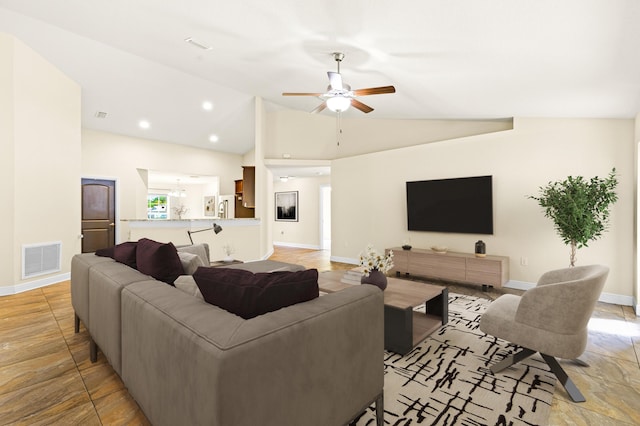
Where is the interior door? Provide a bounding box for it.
[81,178,116,253]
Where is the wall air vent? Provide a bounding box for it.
[94,111,107,119]
[22,242,62,279]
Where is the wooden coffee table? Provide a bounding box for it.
[319,271,448,355]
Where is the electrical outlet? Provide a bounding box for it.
[520,257,528,266]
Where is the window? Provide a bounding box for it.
[147,194,168,219]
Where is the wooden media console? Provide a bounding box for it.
[386,247,509,289]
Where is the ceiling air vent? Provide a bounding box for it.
[184,37,212,50]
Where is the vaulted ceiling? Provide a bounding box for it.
[1,0,639,157]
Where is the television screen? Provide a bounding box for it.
[406,175,493,234]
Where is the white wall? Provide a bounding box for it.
[1,34,81,292]
[273,176,331,249]
[330,117,634,303]
[82,129,246,242]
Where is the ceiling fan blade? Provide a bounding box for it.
[351,99,374,113]
[282,92,324,96]
[328,72,343,90]
[352,86,396,96]
[311,102,327,114]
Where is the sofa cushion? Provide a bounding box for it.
[220,260,305,273]
[95,242,138,269]
[193,267,319,319]
[177,252,206,275]
[136,238,184,285]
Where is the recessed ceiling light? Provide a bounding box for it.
[202,101,214,111]
[139,120,150,129]
[209,134,219,143]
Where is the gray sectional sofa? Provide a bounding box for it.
[70,245,384,426]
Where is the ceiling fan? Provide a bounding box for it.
[282,52,396,114]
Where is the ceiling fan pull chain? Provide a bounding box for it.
[336,112,342,146]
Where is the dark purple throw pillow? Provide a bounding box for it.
[136,238,184,285]
[193,267,319,319]
[113,242,138,268]
[95,242,138,269]
[95,246,115,258]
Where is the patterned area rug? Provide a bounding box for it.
[355,293,556,425]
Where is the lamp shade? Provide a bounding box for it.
[326,96,351,112]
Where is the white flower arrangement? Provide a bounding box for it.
[222,243,235,257]
[172,204,189,220]
[359,244,394,276]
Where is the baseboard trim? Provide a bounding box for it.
[0,272,70,296]
[503,280,535,291]
[600,291,635,307]
[260,247,275,261]
[273,242,321,250]
[330,255,358,265]
[505,280,634,307]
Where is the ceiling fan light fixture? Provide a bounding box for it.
[326,96,351,112]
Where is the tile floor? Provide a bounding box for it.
[0,247,638,425]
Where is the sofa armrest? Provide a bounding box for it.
[70,253,114,331]
[121,282,383,426]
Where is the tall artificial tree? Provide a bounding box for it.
[529,168,618,267]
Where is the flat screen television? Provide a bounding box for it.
[406,175,493,234]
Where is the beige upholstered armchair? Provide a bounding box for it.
[479,264,609,402]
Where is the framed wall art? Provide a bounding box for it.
[204,196,216,217]
[275,191,298,222]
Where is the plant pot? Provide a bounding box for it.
[361,269,388,291]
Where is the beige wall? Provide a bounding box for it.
[0,35,15,287]
[1,34,81,292]
[330,117,634,303]
[253,97,273,257]
[273,176,331,249]
[635,113,640,312]
[82,129,246,243]
[265,109,513,160]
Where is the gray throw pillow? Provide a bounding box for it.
[178,252,206,275]
[174,275,204,300]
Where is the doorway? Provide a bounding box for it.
[81,178,116,253]
[320,185,331,250]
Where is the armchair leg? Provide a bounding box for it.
[490,348,536,374]
[541,354,586,403]
[572,358,589,368]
